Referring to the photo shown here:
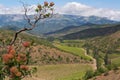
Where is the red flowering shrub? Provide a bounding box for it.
[0,1,54,80]
[10,66,19,74]
[1,44,31,80]
[44,1,49,6]
[20,65,29,70]
[50,2,54,7]
[22,41,30,47]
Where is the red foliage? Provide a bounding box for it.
[16,54,27,62]
[20,65,29,70]
[44,1,48,6]
[15,72,22,77]
[2,54,14,64]
[10,66,19,74]
[50,2,54,7]
[22,41,30,47]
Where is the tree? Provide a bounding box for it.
[0,1,55,80]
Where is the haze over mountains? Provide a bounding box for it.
[1,1,120,37]
[0,14,118,36]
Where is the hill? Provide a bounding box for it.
[90,69,120,80]
[62,24,120,39]
[44,23,99,37]
[44,23,117,37]
[0,30,92,65]
[0,25,20,31]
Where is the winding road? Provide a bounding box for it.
[82,48,97,70]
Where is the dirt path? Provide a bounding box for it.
[82,48,97,70]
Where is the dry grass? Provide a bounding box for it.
[25,64,92,80]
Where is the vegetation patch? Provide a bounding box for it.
[33,64,92,80]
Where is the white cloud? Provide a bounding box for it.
[57,2,120,21]
[1,2,120,21]
[0,4,23,14]
[0,4,36,14]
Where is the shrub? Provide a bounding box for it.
[83,70,94,80]
[0,1,55,80]
[0,44,32,80]
[97,67,108,73]
[106,64,119,70]
[66,57,70,63]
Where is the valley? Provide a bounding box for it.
[1,13,120,80]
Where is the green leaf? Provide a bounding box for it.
[35,8,39,12]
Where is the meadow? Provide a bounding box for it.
[31,64,92,80]
[54,40,92,61]
[109,53,120,66]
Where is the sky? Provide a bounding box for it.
[0,0,120,10]
[0,0,120,21]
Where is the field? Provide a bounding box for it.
[30,64,92,80]
[54,40,92,61]
[109,53,120,66]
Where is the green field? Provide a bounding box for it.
[109,53,120,59]
[109,53,120,66]
[33,64,92,80]
[54,44,92,61]
[111,57,120,66]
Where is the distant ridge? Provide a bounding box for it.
[62,24,120,39]
[0,14,117,35]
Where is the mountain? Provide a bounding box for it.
[0,25,20,31]
[44,23,99,37]
[0,14,117,35]
[44,23,115,37]
[62,24,120,39]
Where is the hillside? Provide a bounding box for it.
[0,25,20,31]
[0,30,92,65]
[44,23,99,37]
[62,24,120,39]
[84,29,120,51]
[90,69,120,80]
[44,23,117,37]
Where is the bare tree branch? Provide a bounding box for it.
[9,1,54,46]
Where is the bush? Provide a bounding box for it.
[0,43,34,80]
[0,1,55,80]
[98,67,108,73]
[83,70,94,80]
[66,57,70,63]
[94,67,108,76]
[106,64,119,70]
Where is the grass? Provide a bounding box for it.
[109,53,120,59]
[109,53,120,66]
[111,57,120,66]
[33,64,92,80]
[63,40,85,47]
[0,30,53,47]
[54,44,92,61]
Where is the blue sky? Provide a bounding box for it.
[0,0,120,21]
[0,0,120,10]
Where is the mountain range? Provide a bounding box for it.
[62,24,120,39]
[0,14,118,36]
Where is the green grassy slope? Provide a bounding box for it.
[0,30,53,47]
[54,43,92,61]
[0,30,92,65]
[33,64,92,80]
